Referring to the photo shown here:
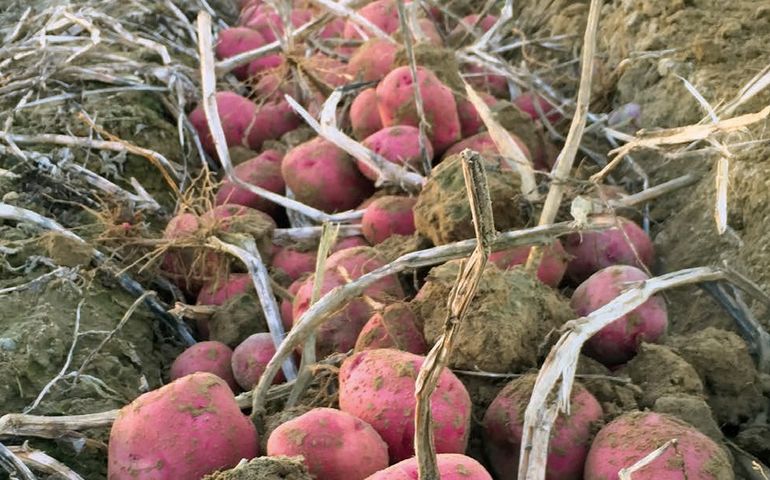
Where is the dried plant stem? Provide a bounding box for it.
[525,0,602,274]
[207,236,297,381]
[250,219,603,416]
[0,411,118,440]
[197,12,352,223]
[273,224,362,243]
[0,442,36,480]
[618,439,678,480]
[0,203,195,345]
[396,0,432,174]
[287,223,339,407]
[8,446,84,480]
[609,174,699,208]
[518,267,725,480]
[415,150,495,478]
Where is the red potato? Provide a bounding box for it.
[320,17,346,39]
[342,0,400,41]
[281,137,374,213]
[584,411,733,480]
[365,454,493,480]
[464,62,509,98]
[483,374,603,480]
[361,195,417,244]
[189,91,263,157]
[571,265,668,366]
[339,349,472,462]
[240,5,312,42]
[416,18,442,45]
[231,332,283,390]
[267,408,389,480]
[250,71,297,102]
[214,149,284,217]
[355,303,427,354]
[563,215,654,283]
[377,66,462,153]
[108,373,258,479]
[161,212,224,295]
[306,53,348,88]
[456,92,498,138]
[271,246,316,283]
[215,27,281,80]
[443,131,531,165]
[325,246,404,296]
[252,98,302,144]
[351,88,384,141]
[359,126,432,180]
[347,39,398,82]
[196,273,254,339]
[489,240,568,287]
[332,236,369,251]
[514,92,562,123]
[169,341,239,392]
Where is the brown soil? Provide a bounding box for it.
[413,261,574,372]
[203,456,312,480]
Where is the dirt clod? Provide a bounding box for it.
[652,394,722,441]
[209,293,268,348]
[624,343,704,408]
[202,456,312,480]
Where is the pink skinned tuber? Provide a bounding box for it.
[571,265,668,366]
[355,303,427,354]
[169,341,239,393]
[376,66,461,153]
[215,27,282,80]
[231,332,284,390]
[342,0,400,41]
[361,195,417,244]
[489,240,568,288]
[482,374,603,480]
[196,273,254,339]
[359,126,431,180]
[339,348,472,462]
[351,88,384,141]
[347,39,398,82]
[563,215,654,283]
[267,408,389,480]
[108,373,258,479]
[214,149,285,217]
[456,92,498,138]
[365,454,493,480]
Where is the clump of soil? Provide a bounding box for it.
[624,343,704,408]
[373,233,430,263]
[414,155,528,245]
[413,261,573,372]
[577,356,639,419]
[203,456,312,480]
[670,328,765,427]
[208,293,268,348]
[652,394,722,441]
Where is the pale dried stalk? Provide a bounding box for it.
[207,236,297,381]
[715,155,729,234]
[608,174,699,208]
[592,104,770,182]
[0,442,36,480]
[273,224,362,243]
[396,0,432,174]
[0,411,118,440]
[287,223,339,407]
[721,63,770,116]
[517,267,725,480]
[197,12,353,223]
[415,150,495,478]
[618,439,678,480]
[250,220,604,415]
[524,0,602,274]
[8,446,85,480]
[287,92,425,190]
[0,203,195,345]
[464,81,537,199]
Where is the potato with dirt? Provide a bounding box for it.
[483,374,603,480]
[282,137,374,213]
[267,407,389,480]
[359,126,431,180]
[355,302,427,354]
[214,27,282,80]
[584,411,733,480]
[169,341,239,392]
[108,372,258,479]
[376,66,462,153]
[571,265,668,366]
[348,39,398,82]
[231,332,284,390]
[339,348,471,462]
[214,149,285,218]
[489,240,569,287]
[351,88,385,141]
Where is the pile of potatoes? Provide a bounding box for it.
[107,0,736,479]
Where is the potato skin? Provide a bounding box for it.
[196,274,254,339]
[571,265,668,366]
[456,92,497,138]
[267,407,389,480]
[584,411,734,480]
[359,126,432,181]
[281,137,374,213]
[215,27,280,80]
[376,66,461,153]
[348,39,398,82]
[231,333,283,390]
[351,88,384,141]
[361,195,417,244]
[482,374,603,480]
[169,341,238,392]
[489,240,568,288]
[342,0,400,41]
[563,215,654,283]
[443,131,531,165]
[108,372,258,479]
[189,91,262,156]
[214,149,285,217]
[365,454,493,480]
[339,348,471,462]
[355,303,427,354]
